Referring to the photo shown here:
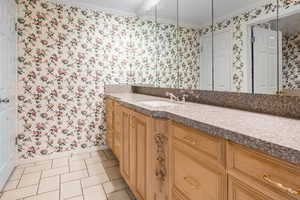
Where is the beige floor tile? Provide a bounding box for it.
[9,168,24,181]
[3,180,18,191]
[0,185,38,199]
[24,164,51,175]
[16,163,35,169]
[38,176,59,194]
[85,156,104,165]
[103,179,127,194]
[42,166,69,178]
[70,152,91,161]
[70,160,86,172]
[90,151,107,160]
[19,172,41,188]
[61,170,88,183]
[105,167,122,180]
[81,174,109,188]
[68,196,84,200]
[87,163,106,176]
[107,190,131,200]
[24,190,59,200]
[101,160,118,169]
[83,185,106,200]
[35,160,52,166]
[61,180,82,199]
[52,157,69,168]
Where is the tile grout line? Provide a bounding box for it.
[59,173,62,200]
[36,168,43,195]
[84,159,90,177]
[15,167,25,189]
[79,178,85,200]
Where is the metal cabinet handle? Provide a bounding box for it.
[263,175,300,195]
[184,176,201,189]
[183,136,198,145]
[0,98,10,104]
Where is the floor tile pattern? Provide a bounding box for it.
[0,150,135,200]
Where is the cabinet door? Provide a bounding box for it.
[228,176,275,200]
[105,98,114,149]
[170,139,227,200]
[131,112,152,200]
[120,106,133,186]
[113,102,121,159]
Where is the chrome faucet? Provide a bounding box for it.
[166,92,188,104]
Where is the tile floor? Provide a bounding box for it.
[0,150,135,200]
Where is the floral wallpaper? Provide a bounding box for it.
[283,33,300,89]
[16,0,201,159]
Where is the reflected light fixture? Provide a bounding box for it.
[136,0,161,16]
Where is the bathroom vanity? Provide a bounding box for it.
[105,92,300,200]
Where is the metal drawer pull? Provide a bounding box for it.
[263,175,300,195]
[184,176,200,189]
[183,136,197,145]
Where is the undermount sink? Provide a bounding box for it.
[139,100,178,108]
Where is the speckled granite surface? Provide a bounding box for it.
[106,92,300,166]
[132,86,300,120]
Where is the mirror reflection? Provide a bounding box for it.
[155,1,179,88]
[213,0,279,94]
[178,0,213,90]
[279,4,300,96]
[139,0,300,96]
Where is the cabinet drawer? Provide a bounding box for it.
[172,122,226,166]
[228,175,277,200]
[172,140,227,200]
[227,142,300,199]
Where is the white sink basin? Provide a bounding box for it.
[139,100,178,108]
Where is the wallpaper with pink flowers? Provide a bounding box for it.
[16,0,201,159]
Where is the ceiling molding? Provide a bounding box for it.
[46,0,138,17]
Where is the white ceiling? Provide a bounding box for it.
[50,0,267,27]
[51,0,145,15]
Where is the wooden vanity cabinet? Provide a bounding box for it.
[131,111,152,200]
[105,97,300,200]
[113,102,122,159]
[227,142,300,200]
[105,98,114,149]
[169,122,227,200]
[119,106,133,187]
[119,105,154,200]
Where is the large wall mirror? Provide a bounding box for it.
[156,0,179,88]
[279,0,300,95]
[178,0,213,90]
[213,0,280,94]
[139,0,300,96]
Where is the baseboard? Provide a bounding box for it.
[0,156,16,191]
[17,145,109,165]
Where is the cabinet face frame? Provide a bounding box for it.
[120,106,133,187]
[113,102,122,159]
[105,98,114,149]
[131,111,153,200]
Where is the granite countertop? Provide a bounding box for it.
[105,92,300,166]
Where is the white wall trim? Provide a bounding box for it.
[17,145,108,165]
[46,0,137,17]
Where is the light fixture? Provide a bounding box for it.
[136,0,161,16]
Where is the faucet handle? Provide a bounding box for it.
[181,94,188,103]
